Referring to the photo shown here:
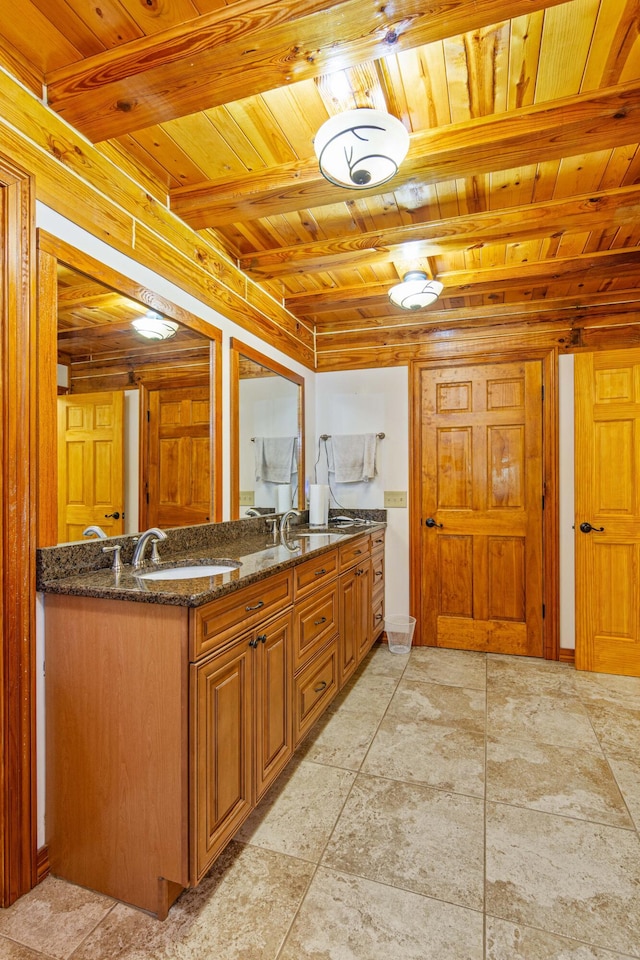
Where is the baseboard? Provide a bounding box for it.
[36,845,50,883]
[558,647,575,665]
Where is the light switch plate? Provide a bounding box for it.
[384,490,407,508]
[239,490,255,506]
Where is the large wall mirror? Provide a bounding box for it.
[37,232,222,547]
[230,339,305,519]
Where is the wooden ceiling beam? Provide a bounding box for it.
[45,0,568,143]
[171,80,640,227]
[239,184,640,279]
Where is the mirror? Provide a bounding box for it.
[230,339,305,519]
[37,234,222,546]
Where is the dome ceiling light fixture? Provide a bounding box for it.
[314,108,410,189]
[131,312,179,341]
[388,271,444,311]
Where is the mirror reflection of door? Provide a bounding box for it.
[143,384,211,528]
[54,257,216,541]
[57,390,125,542]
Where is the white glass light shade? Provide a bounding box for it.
[314,108,410,189]
[388,271,444,311]
[131,313,179,341]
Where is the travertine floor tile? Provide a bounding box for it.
[608,754,640,830]
[573,670,640,707]
[486,737,633,826]
[387,678,486,733]
[236,758,355,861]
[357,643,409,679]
[486,916,636,959]
[331,670,400,718]
[487,654,578,697]
[279,867,484,960]
[297,700,382,770]
[486,802,640,957]
[71,842,313,960]
[0,937,50,959]
[0,876,114,960]
[362,714,485,796]
[584,698,640,756]
[488,690,603,752]
[322,774,485,910]
[403,646,486,690]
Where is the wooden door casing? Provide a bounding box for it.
[575,349,640,677]
[57,391,125,541]
[417,360,544,656]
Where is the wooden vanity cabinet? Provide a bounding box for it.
[371,531,385,641]
[338,534,373,688]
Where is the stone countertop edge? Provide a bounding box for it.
[36,511,387,608]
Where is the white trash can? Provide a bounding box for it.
[385,615,416,654]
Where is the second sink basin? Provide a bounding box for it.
[137,560,241,581]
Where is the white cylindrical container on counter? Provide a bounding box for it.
[308,484,329,526]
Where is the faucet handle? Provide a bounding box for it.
[150,538,163,563]
[102,544,122,574]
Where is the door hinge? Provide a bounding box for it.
[542,494,545,510]
[146,491,149,504]
[541,384,545,401]
[147,408,150,422]
[542,603,546,619]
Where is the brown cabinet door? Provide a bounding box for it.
[355,561,372,663]
[416,360,544,655]
[575,349,640,677]
[191,637,253,883]
[254,611,293,801]
[339,566,359,687]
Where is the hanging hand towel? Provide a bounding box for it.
[327,433,377,482]
[255,436,297,483]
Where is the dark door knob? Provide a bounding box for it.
[579,521,604,533]
[104,511,120,519]
[424,517,443,528]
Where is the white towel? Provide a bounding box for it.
[254,436,297,483]
[327,433,377,482]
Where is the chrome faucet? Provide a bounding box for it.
[131,527,167,569]
[83,525,108,539]
[279,509,300,539]
[245,508,261,517]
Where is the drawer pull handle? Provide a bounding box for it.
[375,538,383,544]
[354,549,362,555]
[375,570,383,577]
[315,568,327,576]
[246,600,265,611]
[375,613,383,621]
[314,681,328,693]
[258,633,267,644]
[314,616,327,626]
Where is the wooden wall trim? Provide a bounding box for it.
[409,346,560,660]
[0,154,37,904]
[0,69,313,369]
[559,647,576,665]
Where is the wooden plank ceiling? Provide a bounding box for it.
[5,0,640,367]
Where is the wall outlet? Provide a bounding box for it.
[384,490,407,508]
[239,490,255,506]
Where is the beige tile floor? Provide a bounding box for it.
[2,645,640,959]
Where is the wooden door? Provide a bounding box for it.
[417,360,544,655]
[254,611,293,802]
[145,385,211,528]
[575,350,640,677]
[57,391,124,542]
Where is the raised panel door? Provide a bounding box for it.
[254,611,293,802]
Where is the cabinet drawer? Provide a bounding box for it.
[372,592,385,641]
[293,641,338,746]
[338,535,371,572]
[371,530,385,554]
[190,571,293,660]
[293,549,338,598]
[293,581,338,673]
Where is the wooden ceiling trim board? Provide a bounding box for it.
[0,38,45,97]
[237,184,640,278]
[170,79,640,227]
[44,0,571,141]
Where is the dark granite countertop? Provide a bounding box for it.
[37,512,386,608]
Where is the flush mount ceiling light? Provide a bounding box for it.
[131,312,179,341]
[388,271,444,311]
[314,108,410,189]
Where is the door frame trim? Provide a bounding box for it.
[409,347,559,659]
[1,155,37,903]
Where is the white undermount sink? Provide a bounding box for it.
[137,561,241,581]
[291,532,346,542]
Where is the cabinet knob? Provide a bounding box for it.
[257,634,267,644]
[248,637,259,648]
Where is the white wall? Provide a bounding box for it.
[315,367,410,619]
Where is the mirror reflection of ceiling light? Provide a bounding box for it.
[314,108,410,189]
[388,271,444,310]
[131,312,179,341]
